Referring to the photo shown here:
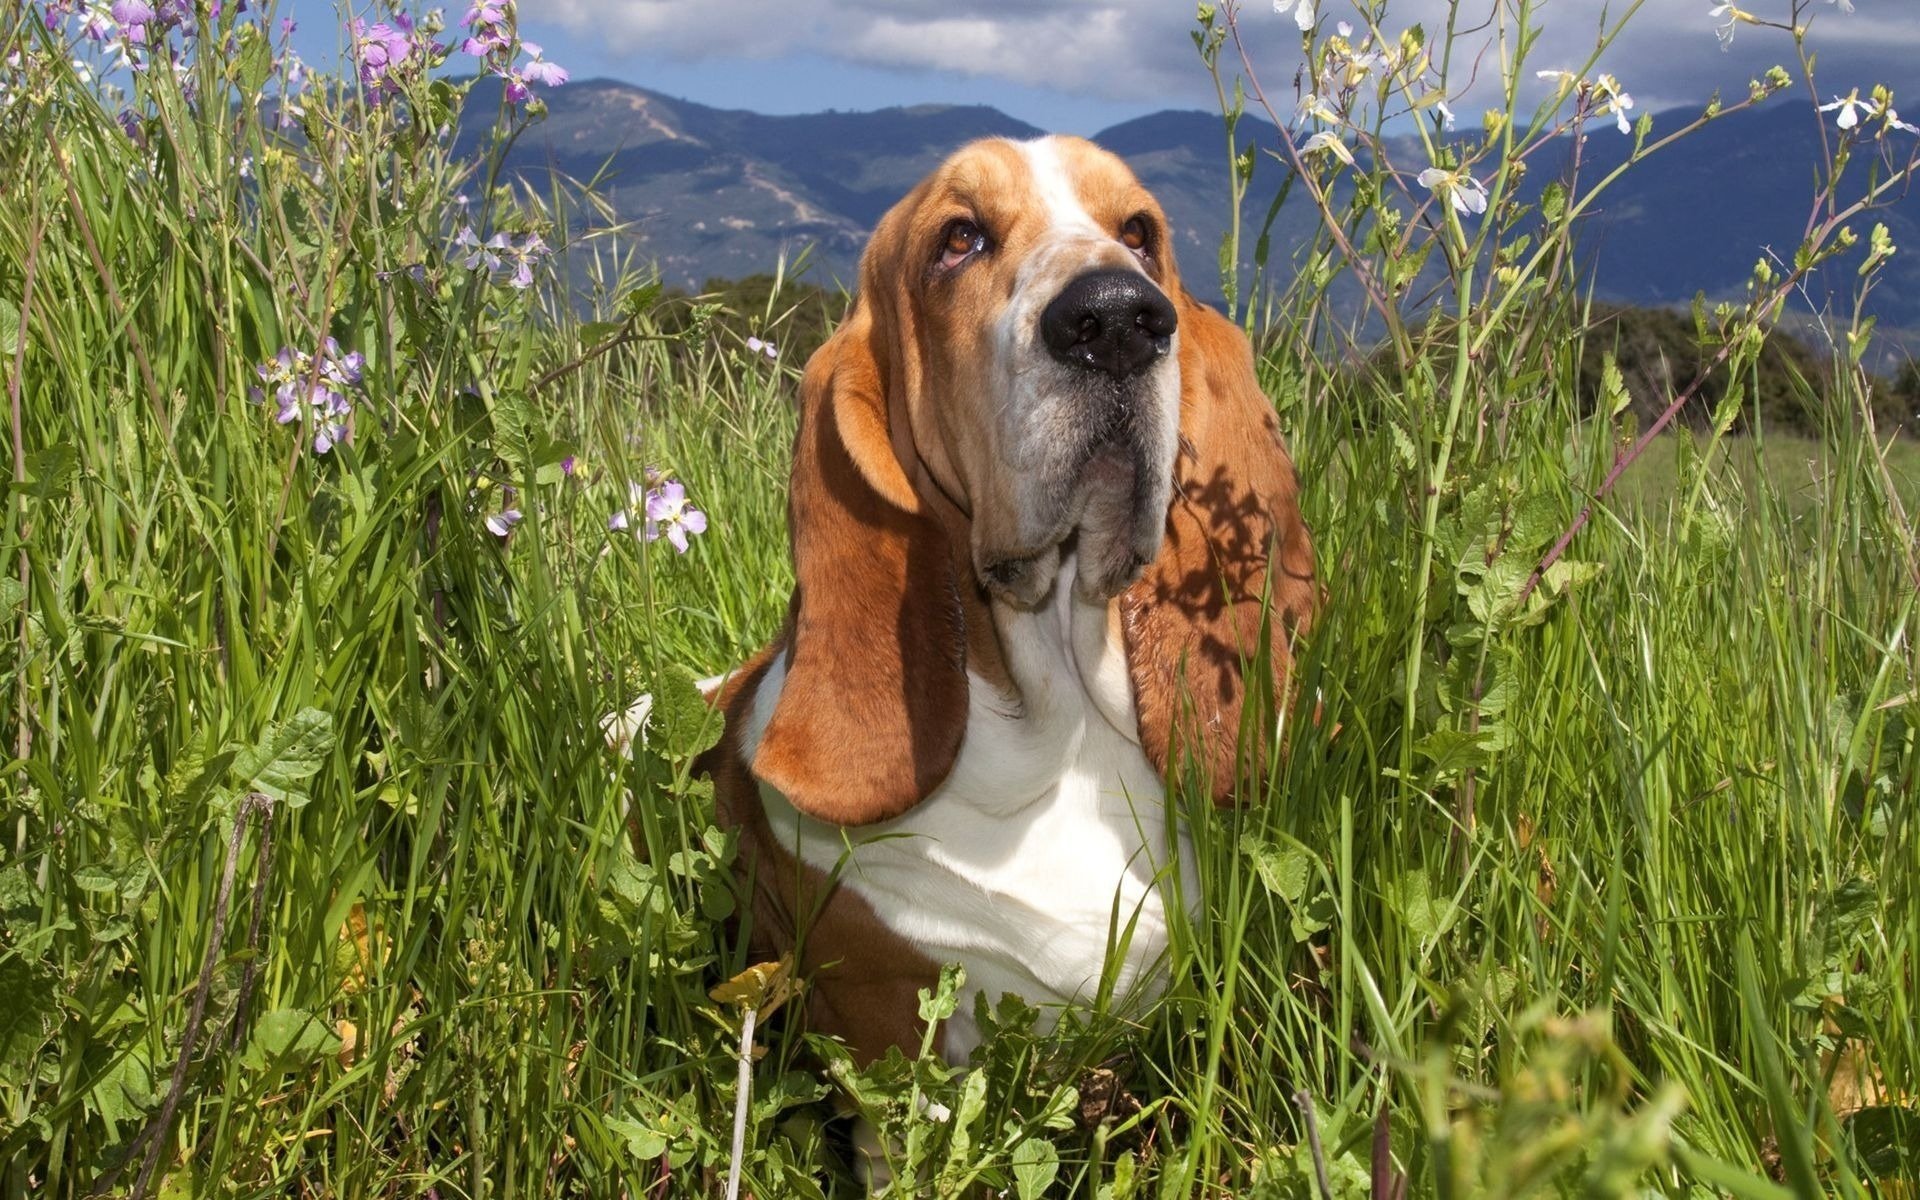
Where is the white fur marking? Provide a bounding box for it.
[1019,136,1105,237]
[744,558,1195,1063]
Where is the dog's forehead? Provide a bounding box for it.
[923,136,1146,227]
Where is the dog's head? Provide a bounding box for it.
[750,136,1317,824]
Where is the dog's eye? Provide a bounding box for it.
[1120,216,1151,254]
[939,219,987,269]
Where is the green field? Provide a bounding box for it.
[3,4,1917,1198]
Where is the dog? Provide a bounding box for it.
[702,134,1317,1068]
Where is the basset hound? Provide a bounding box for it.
[705,134,1317,1066]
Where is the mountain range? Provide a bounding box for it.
[458,75,1920,333]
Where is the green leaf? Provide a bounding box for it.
[917,962,965,1026]
[1735,938,1824,1198]
[88,1044,158,1128]
[649,664,722,760]
[1242,834,1313,901]
[72,864,120,893]
[1601,353,1631,419]
[1383,867,1458,941]
[1847,1105,1919,1180]
[240,1007,341,1071]
[233,708,334,807]
[1413,728,1498,779]
[605,1115,669,1160]
[0,957,58,1081]
[1012,1136,1059,1200]
[232,23,273,93]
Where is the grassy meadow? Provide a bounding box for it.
[2,2,1917,1197]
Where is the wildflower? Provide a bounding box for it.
[77,2,116,40]
[108,0,185,44]
[1294,92,1339,125]
[462,0,513,58]
[1821,88,1870,130]
[1826,0,1853,11]
[1594,73,1635,134]
[1536,68,1577,92]
[1885,107,1919,136]
[644,481,707,553]
[456,225,506,272]
[1417,166,1488,216]
[485,509,523,537]
[1708,3,1751,48]
[1300,130,1354,165]
[1273,0,1315,32]
[251,339,365,455]
[507,233,546,289]
[561,454,577,477]
[608,479,646,532]
[745,335,778,360]
[351,20,415,101]
[501,42,568,104]
[455,227,547,288]
[1434,98,1456,130]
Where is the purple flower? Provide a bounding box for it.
[250,340,366,455]
[456,227,547,289]
[462,0,513,59]
[352,19,415,100]
[745,335,778,361]
[78,2,117,40]
[643,481,707,553]
[485,508,523,537]
[499,41,567,104]
[561,454,576,476]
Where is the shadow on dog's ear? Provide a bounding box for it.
[1121,296,1318,803]
[749,302,969,827]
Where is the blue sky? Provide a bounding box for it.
[282,1,1918,134]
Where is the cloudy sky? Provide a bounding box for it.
[293,1,1916,132]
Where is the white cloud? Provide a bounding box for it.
[546,0,1919,115]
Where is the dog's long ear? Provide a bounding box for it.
[1121,297,1317,803]
[750,303,969,826]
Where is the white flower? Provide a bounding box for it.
[1826,0,1854,11]
[1295,92,1339,125]
[1886,107,1919,135]
[1335,20,1352,37]
[1301,131,1354,165]
[1821,88,1870,129]
[1595,73,1635,135]
[1274,0,1315,32]
[1435,98,1456,130]
[1537,69,1578,90]
[1708,3,1750,48]
[1418,166,1488,216]
[744,335,778,361]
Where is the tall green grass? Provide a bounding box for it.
[2,1,1915,1197]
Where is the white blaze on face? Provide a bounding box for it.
[975,135,1184,607]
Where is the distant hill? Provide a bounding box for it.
[458,76,1920,333]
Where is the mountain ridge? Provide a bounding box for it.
[461,76,1920,330]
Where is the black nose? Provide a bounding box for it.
[1039,269,1178,380]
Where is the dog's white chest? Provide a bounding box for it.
[743,560,1195,1062]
